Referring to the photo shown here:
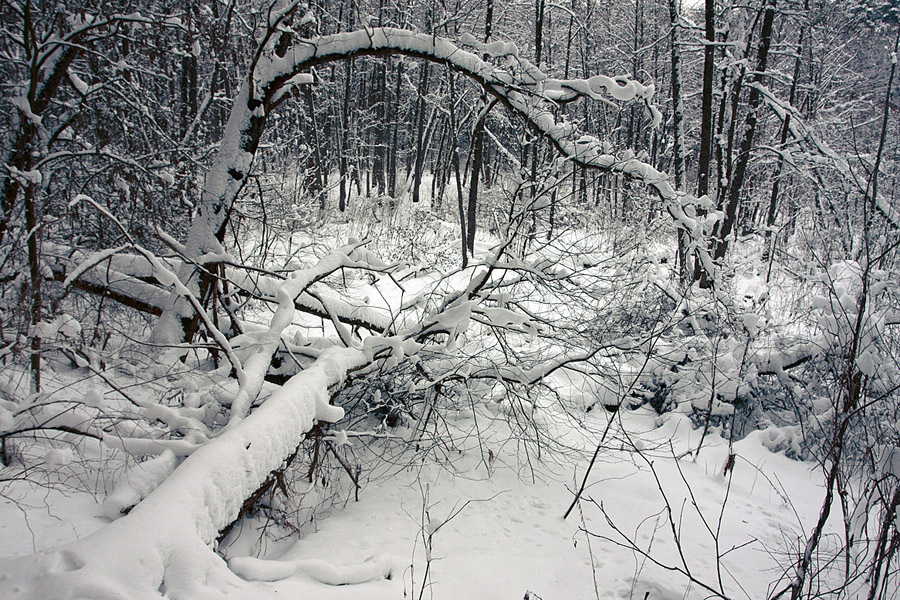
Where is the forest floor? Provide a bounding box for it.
[0,374,830,599]
[0,190,845,599]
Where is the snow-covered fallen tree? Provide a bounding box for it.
[2,226,675,598]
[0,2,720,597]
[0,345,365,599]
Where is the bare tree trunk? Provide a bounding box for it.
[717,19,759,207]
[628,0,642,148]
[693,0,716,283]
[866,484,900,600]
[866,24,900,213]
[549,8,575,242]
[180,10,199,140]
[0,42,81,246]
[525,0,545,249]
[388,60,402,197]
[303,87,326,211]
[465,0,494,254]
[669,0,690,280]
[696,0,716,200]
[432,112,448,212]
[449,75,468,269]
[412,63,430,203]
[24,182,41,392]
[467,123,485,253]
[714,0,776,261]
[668,0,686,190]
[763,1,807,263]
[372,63,387,196]
[339,59,353,212]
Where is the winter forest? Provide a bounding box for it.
[1,0,899,597]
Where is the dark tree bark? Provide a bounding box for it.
[387,60,402,197]
[713,0,777,261]
[431,111,449,211]
[449,75,468,269]
[372,62,387,196]
[526,0,545,249]
[412,63,430,203]
[696,0,716,200]
[763,1,807,265]
[692,0,717,283]
[465,0,494,254]
[0,39,81,246]
[668,0,686,191]
[24,181,41,392]
[339,59,353,212]
[303,87,326,210]
[669,0,690,280]
[717,16,760,208]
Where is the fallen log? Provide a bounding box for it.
[0,346,367,599]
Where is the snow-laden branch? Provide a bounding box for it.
[45,242,171,315]
[749,80,900,230]
[46,240,393,334]
[0,345,366,599]
[153,26,714,344]
[264,28,670,197]
[226,243,365,426]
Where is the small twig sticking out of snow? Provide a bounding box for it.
[323,439,360,501]
[575,498,602,600]
[563,414,617,520]
[409,481,507,600]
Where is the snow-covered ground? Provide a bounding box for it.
[0,195,873,599]
[1,395,830,599]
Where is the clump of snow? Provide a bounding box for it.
[81,388,105,409]
[101,450,179,519]
[44,447,74,467]
[35,314,82,340]
[229,553,400,584]
[324,429,351,446]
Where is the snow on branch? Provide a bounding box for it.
[750,81,900,230]
[0,346,368,599]
[153,26,716,344]
[264,28,669,193]
[225,243,366,426]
